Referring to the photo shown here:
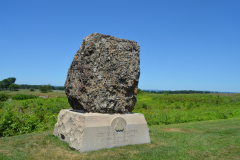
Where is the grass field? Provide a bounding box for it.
[1,92,240,137]
[0,118,239,160]
[134,92,240,125]
[0,91,240,159]
[0,89,66,98]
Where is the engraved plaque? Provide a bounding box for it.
[111,117,127,132]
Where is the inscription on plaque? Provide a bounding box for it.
[97,117,138,144]
[111,117,126,132]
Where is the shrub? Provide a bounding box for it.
[39,86,48,93]
[175,105,181,109]
[0,93,9,101]
[142,103,148,109]
[39,85,52,93]
[12,94,37,100]
[0,102,4,109]
[30,88,35,91]
[164,92,169,96]
[9,84,20,91]
[0,97,70,137]
[137,88,142,94]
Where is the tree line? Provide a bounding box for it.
[18,84,64,90]
[0,77,65,92]
[138,89,213,94]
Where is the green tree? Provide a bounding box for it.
[1,79,9,89]
[137,88,142,94]
[8,77,16,84]
[39,84,52,93]
[0,77,16,90]
[9,84,20,91]
[47,84,52,92]
[0,81,3,90]
[39,85,48,93]
[164,92,169,96]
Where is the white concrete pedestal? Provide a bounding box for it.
[53,109,151,153]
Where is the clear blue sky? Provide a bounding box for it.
[0,0,239,92]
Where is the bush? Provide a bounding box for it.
[9,84,20,91]
[30,88,35,91]
[39,86,48,93]
[137,88,142,94]
[0,102,4,109]
[0,97,70,137]
[164,92,169,96]
[142,103,148,109]
[39,85,52,93]
[12,94,37,100]
[0,93,9,101]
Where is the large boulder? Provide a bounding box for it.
[65,33,140,113]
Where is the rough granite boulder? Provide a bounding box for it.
[65,33,140,113]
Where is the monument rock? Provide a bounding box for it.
[65,33,140,113]
[53,110,151,153]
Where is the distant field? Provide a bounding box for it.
[134,92,240,125]
[0,118,239,159]
[0,89,66,98]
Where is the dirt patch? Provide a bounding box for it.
[219,145,240,155]
[162,128,193,133]
[0,150,9,154]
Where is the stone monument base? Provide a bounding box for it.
[53,109,151,153]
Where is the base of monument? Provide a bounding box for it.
[53,109,151,153]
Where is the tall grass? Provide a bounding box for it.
[134,93,240,125]
[1,93,240,137]
[0,97,71,137]
[0,89,66,98]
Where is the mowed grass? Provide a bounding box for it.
[0,89,66,98]
[0,118,240,160]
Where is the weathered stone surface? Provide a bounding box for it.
[53,109,151,152]
[65,33,140,113]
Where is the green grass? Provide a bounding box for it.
[0,118,239,159]
[1,92,240,159]
[0,89,66,98]
[134,92,240,125]
[0,97,71,137]
[1,93,240,137]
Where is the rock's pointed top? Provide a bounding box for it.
[84,33,138,44]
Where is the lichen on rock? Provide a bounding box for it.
[65,33,140,113]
